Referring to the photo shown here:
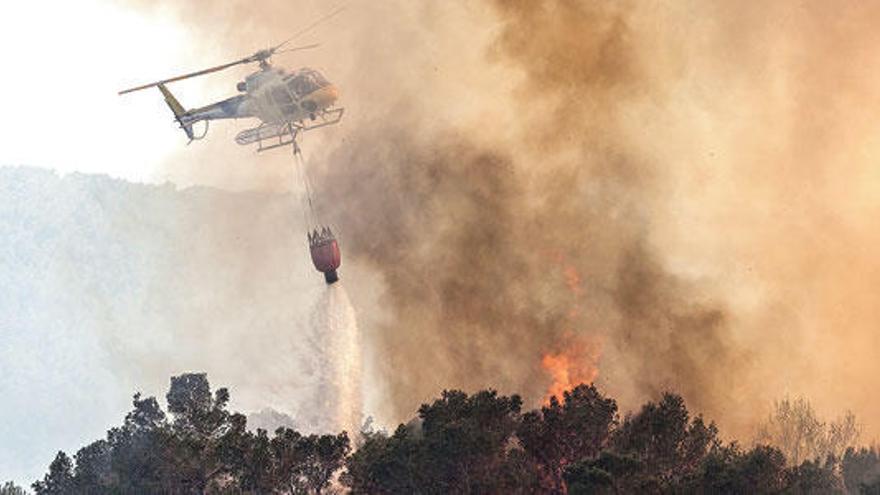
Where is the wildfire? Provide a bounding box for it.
[541,259,601,404]
[541,339,601,404]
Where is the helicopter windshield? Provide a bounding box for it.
[285,69,329,98]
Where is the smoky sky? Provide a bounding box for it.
[123,0,880,439]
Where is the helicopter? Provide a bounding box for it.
[120,9,348,283]
[119,19,344,152]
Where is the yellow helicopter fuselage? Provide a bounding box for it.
[181,66,339,127]
[239,66,339,125]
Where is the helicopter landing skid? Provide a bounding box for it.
[234,108,345,153]
[236,122,301,152]
[301,107,344,131]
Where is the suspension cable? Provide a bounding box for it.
[292,136,320,229]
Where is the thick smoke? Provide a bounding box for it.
[124,0,880,439]
[309,0,754,430]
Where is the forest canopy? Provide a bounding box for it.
[27,373,880,494]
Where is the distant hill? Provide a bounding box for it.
[0,166,330,486]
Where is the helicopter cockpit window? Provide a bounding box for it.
[286,70,329,98]
[309,71,329,87]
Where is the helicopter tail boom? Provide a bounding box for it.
[157,84,194,141]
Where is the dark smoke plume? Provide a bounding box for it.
[124,0,880,438]
[308,0,748,426]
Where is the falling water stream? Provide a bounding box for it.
[308,283,363,434]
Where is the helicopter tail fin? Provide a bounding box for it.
[157,83,194,141]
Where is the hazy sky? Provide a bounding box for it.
[0,1,189,180]
[0,0,332,187]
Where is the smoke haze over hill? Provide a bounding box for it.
[0,167,380,483]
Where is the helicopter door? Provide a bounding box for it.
[271,86,298,117]
[250,88,286,124]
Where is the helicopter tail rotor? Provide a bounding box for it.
[157,83,194,141]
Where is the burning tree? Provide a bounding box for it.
[518,384,618,491]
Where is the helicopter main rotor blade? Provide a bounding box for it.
[119,4,344,96]
[118,57,251,95]
[275,43,321,55]
[274,3,346,51]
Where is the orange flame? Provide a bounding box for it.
[540,259,602,404]
[541,338,601,404]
